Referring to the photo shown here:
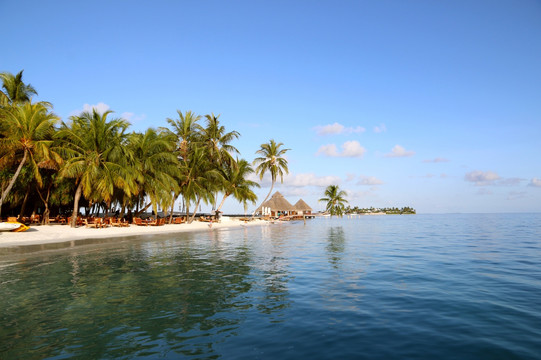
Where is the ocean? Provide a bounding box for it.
[1,213,540,359]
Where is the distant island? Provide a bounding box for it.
[344,206,416,215]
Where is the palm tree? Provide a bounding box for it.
[215,158,259,212]
[252,139,290,217]
[163,110,202,161]
[128,128,180,220]
[0,70,37,106]
[178,144,220,223]
[56,109,135,227]
[319,185,348,217]
[0,101,59,218]
[201,113,240,166]
[201,113,241,209]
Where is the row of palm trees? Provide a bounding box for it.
[0,70,291,227]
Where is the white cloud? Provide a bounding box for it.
[345,173,356,182]
[121,112,147,124]
[316,141,366,158]
[464,170,501,186]
[385,145,415,158]
[69,102,111,117]
[314,122,365,136]
[528,178,541,187]
[284,173,342,187]
[316,144,339,157]
[374,123,387,133]
[357,175,384,186]
[374,124,387,133]
[82,102,111,114]
[423,157,449,163]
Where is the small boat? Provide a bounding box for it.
[0,222,29,232]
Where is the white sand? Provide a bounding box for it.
[0,217,264,248]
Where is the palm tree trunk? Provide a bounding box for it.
[185,199,190,224]
[189,197,201,224]
[0,150,28,218]
[134,202,152,217]
[36,183,52,225]
[71,182,83,227]
[215,194,230,213]
[168,198,176,224]
[19,186,31,218]
[252,180,274,218]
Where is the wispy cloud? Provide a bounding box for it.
[528,178,541,187]
[70,102,111,117]
[384,145,415,158]
[423,157,449,163]
[316,141,366,158]
[373,123,387,133]
[476,188,493,195]
[507,191,527,200]
[314,122,365,136]
[465,170,501,186]
[357,175,384,186]
[284,173,342,187]
[465,171,526,187]
[121,112,147,124]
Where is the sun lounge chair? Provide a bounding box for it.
[84,218,100,228]
[173,217,185,224]
[134,218,148,226]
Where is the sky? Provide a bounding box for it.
[2,0,541,214]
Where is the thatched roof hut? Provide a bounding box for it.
[257,192,295,216]
[294,199,312,214]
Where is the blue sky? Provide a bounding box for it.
[3,0,541,213]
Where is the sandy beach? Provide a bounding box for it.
[0,217,265,249]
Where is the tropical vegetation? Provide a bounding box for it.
[0,69,268,225]
[319,185,348,217]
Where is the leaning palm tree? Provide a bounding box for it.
[319,185,348,217]
[252,139,290,217]
[56,109,135,227]
[0,101,59,218]
[0,70,37,106]
[215,158,259,212]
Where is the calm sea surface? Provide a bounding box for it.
[1,214,540,359]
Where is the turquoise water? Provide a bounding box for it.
[1,214,540,359]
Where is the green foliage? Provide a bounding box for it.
[319,185,348,217]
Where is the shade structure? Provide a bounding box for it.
[294,199,312,213]
[257,192,295,216]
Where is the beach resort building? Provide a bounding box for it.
[256,192,312,219]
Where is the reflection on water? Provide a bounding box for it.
[326,226,346,268]
[1,214,541,359]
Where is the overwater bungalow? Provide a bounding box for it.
[293,199,313,217]
[256,192,295,218]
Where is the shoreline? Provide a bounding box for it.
[0,217,266,252]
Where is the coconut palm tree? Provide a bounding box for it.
[215,158,259,212]
[163,110,202,161]
[178,144,220,223]
[252,139,290,217]
[0,70,37,106]
[319,185,348,217]
[56,109,135,227]
[128,128,180,220]
[201,113,240,166]
[0,101,59,218]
